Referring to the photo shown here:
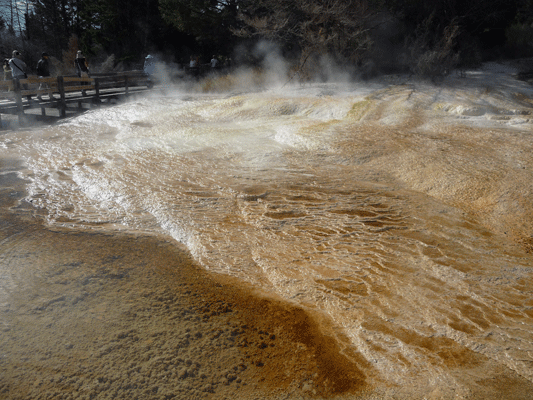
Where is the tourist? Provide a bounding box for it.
[75,50,90,78]
[9,50,27,79]
[3,59,11,80]
[75,50,90,96]
[189,56,200,78]
[3,59,12,91]
[210,55,218,69]
[36,52,51,78]
[143,54,155,76]
[189,55,197,68]
[36,52,52,101]
[9,50,32,101]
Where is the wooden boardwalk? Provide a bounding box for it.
[0,71,153,129]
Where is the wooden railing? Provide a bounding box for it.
[0,71,153,123]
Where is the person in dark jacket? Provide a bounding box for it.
[74,50,89,95]
[36,52,52,100]
[74,51,89,77]
[36,52,51,77]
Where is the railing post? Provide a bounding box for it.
[94,78,100,105]
[57,76,66,118]
[125,74,129,94]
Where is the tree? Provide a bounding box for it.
[0,0,30,37]
[235,0,377,79]
[24,0,172,66]
[159,0,241,57]
[383,0,521,59]
[24,0,80,56]
[505,0,533,58]
[4,0,529,77]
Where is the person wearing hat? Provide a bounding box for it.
[9,50,32,101]
[36,52,51,78]
[9,50,27,79]
[36,52,52,101]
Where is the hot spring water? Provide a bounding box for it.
[1,74,533,395]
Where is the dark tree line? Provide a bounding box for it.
[23,0,176,64]
[1,0,532,76]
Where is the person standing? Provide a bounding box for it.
[143,54,155,76]
[74,50,89,77]
[189,56,199,78]
[36,52,52,101]
[3,59,12,91]
[36,52,51,78]
[3,59,12,80]
[9,50,27,79]
[9,50,32,101]
[210,55,219,69]
[74,50,90,96]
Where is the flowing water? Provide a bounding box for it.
[1,66,533,397]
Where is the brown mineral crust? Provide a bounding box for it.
[0,173,372,400]
[199,283,371,397]
[148,238,373,398]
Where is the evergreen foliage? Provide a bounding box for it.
[158,0,240,57]
[234,0,375,78]
[0,0,531,77]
